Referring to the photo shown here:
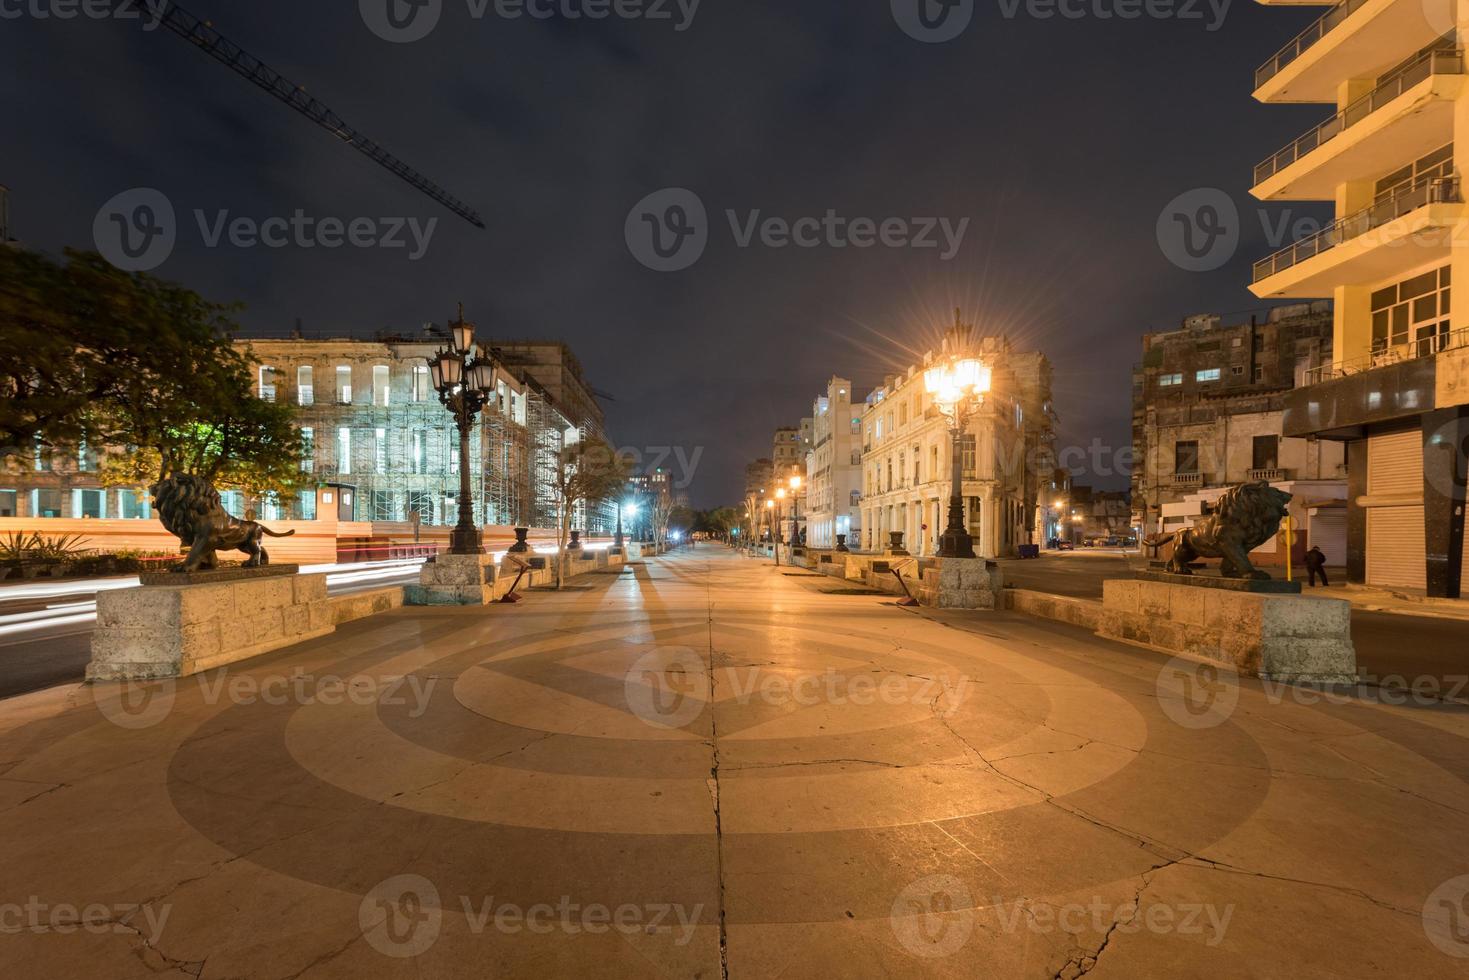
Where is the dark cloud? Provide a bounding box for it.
[2,0,1326,506]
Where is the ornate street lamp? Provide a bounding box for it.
[429,304,499,556]
[924,343,993,559]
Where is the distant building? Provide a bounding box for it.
[802,377,863,549]
[744,458,773,498]
[859,330,1055,558]
[1250,18,1469,595]
[1131,304,1346,565]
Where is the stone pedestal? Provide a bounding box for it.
[924,558,1003,609]
[87,573,333,682]
[406,553,497,606]
[1099,578,1356,683]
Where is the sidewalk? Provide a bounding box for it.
[1334,582,1469,621]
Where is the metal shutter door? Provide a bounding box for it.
[1308,508,1347,567]
[1366,428,1425,590]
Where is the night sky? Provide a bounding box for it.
[3,0,1334,507]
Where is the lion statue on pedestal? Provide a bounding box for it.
[1144,482,1292,580]
[152,474,296,573]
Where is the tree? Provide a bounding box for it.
[666,504,697,545]
[550,437,629,588]
[0,248,304,499]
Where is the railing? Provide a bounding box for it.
[1172,472,1204,487]
[1248,468,1285,482]
[1301,325,1469,385]
[1254,48,1463,185]
[1255,0,1369,90]
[1252,174,1462,282]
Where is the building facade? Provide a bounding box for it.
[802,377,864,549]
[1250,9,1469,593]
[0,329,615,536]
[858,334,1051,558]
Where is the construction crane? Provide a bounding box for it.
[120,1,485,230]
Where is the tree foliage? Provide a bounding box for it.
[0,248,304,497]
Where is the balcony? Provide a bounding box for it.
[1171,472,1204,487]
[1302,325,1469,386]
[1253,48,1463,199]
[1248,468,1287,482]
[1254,0,1451,103]
[1250,175,1465,298]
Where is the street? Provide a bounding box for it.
[0,561,426,700]
[1001,552,1469,699]
[2,548,1466,977]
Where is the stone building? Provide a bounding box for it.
[0,327,615,535]
[858,333,1055,558]
[802,377,864,549]
[1131,304,1347,563]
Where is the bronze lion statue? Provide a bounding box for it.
[152,474,296,573]
[1144,481,1292,580]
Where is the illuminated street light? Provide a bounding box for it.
[923,315,993,559]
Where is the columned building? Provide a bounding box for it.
[1250,5,1469,594]
[803,377,863,548]
[858,337,1044,558]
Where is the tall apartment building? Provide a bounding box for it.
[1132,305,1346,558]
[859,333,1054,558]
[803,377,864,548]
[771,424,809,479]
[1250,7,1469,594]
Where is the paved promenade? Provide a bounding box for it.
[2,549,1467,977]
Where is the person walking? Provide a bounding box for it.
[1304,545,1329,587]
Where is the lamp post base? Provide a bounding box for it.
[448,525,484,556]
[937,529,977,560]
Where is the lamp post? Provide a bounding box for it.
[923,344,993,559]
[428,305,500,556]
[767,497,780,567]
[787,473,803,554]
[617,499,638,549]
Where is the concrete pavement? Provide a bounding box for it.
[1,548,1467,977]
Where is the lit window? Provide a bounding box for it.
[258,365,277,402]
[336,366,352,404]
[413,365,431,402]
[337,427,351,474]
[373,365,390,406]
[297,365,314,405]
[1196,368,1221,382]
[1158,373,1183,387]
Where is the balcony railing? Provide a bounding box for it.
[1252,174,1462,283]
[1254,48,1464,186]
[1172,472,1204,487]
[1248,468,1285,482]
[1255,0,1369,90]
[1302,325,1469,385]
